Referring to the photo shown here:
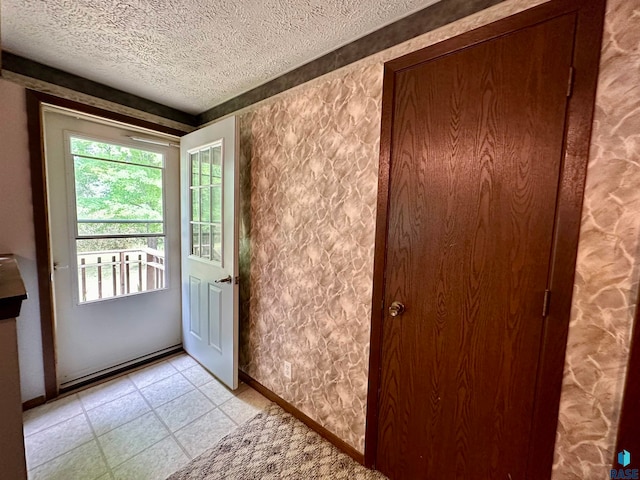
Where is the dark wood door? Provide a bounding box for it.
[376,14,576,480]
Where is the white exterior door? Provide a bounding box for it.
[44,107,182,388]
[180,116,238,389]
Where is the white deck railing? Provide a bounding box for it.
[77,247,164,302]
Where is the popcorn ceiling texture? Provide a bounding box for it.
[237,0,640,476]
[1,0,440,114]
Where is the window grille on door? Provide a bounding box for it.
[189,142,223,265]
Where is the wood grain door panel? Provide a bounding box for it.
[376,14,576,480]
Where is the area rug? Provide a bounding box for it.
[167,402,388,479]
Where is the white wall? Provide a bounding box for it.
[0,79,45,402]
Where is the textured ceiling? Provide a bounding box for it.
[2,0,441,114]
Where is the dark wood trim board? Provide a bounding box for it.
[22,396,46,412]
[28,91,188,137]
[364,0,606,476]
[238,371,366,465]
[26,91,58,401]
[4,52,198,127]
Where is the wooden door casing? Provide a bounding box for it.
[365,1,607,479]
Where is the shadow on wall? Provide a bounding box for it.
[238,113,253,371]
[7,255,44,401]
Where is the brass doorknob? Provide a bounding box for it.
[389,301,405,317]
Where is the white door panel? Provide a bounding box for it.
[180,116,238,389]
[44,108,182,387]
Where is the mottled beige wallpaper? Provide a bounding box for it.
[239,63,383,450]
[238,0,638,473]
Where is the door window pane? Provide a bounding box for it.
[201,224,211,259]
[212,185,222,223]
[212,147,222,183]
[200,148,211,186]
[191,223,200,257]
[191,189,200,223]
[191,152,199,187]
[70,136,166,304]
[189,142,223,265]
[201,187,211,223]
[71,137,163,167]
[212,223,222,262]
[73,156,163,236]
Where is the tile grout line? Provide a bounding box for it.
[89,371,194,474]
[83,387,152,438]
[24,399,104,476]
[90,403,253,475]
[98,395,182,470]
[217,383,269,427]
[23,357,191,477]
[66,362,184,473]
[25,433,97,474]
[78,393,115,480]
[191,381,243,428]
[132,370,196,463]
[215,392,243,427]
[70,355,181,408]
[25,356,262,478]
[166,359,250,432]
[127,366,250,466]
[83,374,191,473]
[128,361,180,390]
[23,395,89,439]
[151,371,250,453]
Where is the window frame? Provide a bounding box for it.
[187,139,225,268]
[63,130,170,305]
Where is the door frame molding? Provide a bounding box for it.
[25,90,187,401]
[364,0,606,477]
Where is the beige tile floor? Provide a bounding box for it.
[23,353,271,480]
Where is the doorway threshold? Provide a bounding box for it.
[59,344,182,394]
